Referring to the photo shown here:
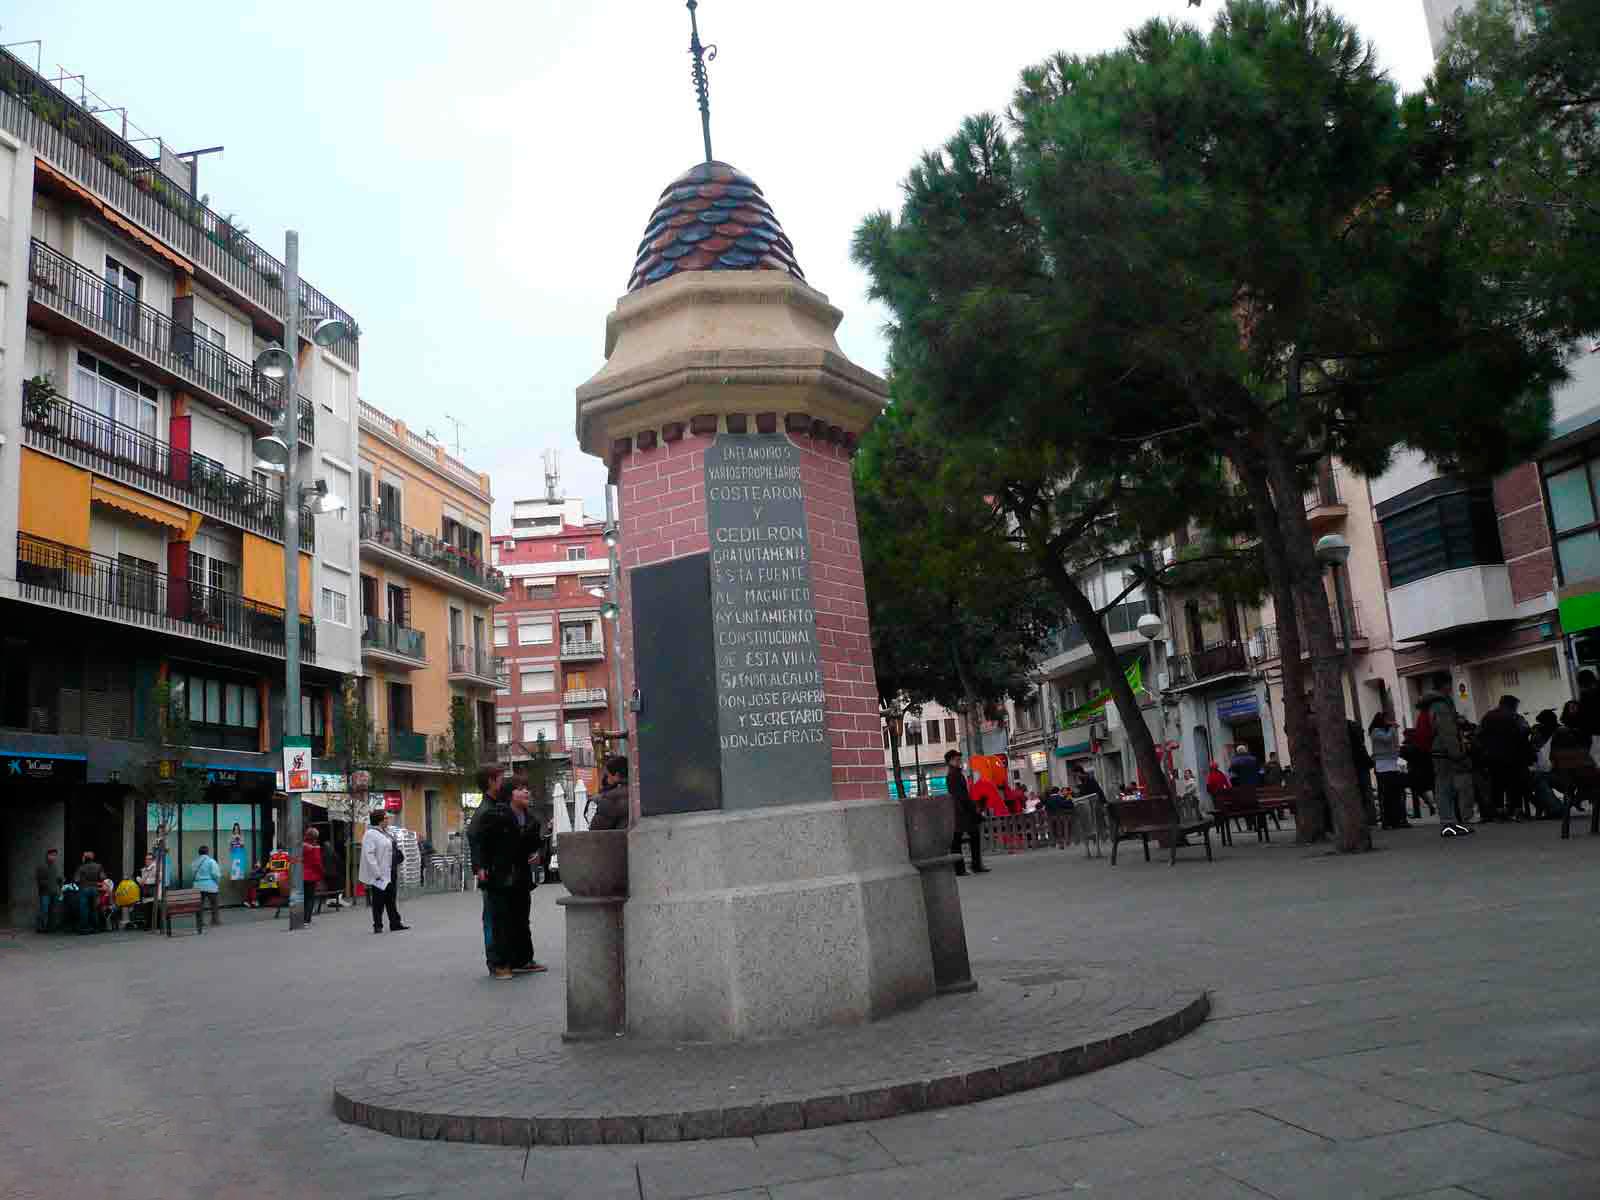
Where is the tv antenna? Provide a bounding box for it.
[443,413,468,457]
[543,449,561,502]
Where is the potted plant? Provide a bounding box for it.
[22,375,58,432]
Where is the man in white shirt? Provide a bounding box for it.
[359,809,406,933]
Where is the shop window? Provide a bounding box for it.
[171,669,260,752]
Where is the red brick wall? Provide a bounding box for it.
[1495,462,1554,604]
[614,427,881,810]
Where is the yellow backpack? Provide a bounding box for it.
[114,879,141,907]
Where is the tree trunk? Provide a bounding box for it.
[1235,455,1327,841]
[1259,435,1370,852]
[1037,555,1170,799]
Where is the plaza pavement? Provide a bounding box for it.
[3,816,1599,1199]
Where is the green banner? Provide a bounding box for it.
[1057,660,1144,729]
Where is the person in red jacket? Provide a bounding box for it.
[301,828,325,928]
[970,773,1005,818]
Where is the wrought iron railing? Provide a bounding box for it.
[0,51,359,366]
[29,239,286,423]
[21,387,313,548]
[1305,466,1344,510]
[359,507,507,595]
[17,532,314,661]
[449,644,498,679]
[1169,640,1250,686]
[559,639,605,660]
[563,687,608,706]
[387,730,429,762]
[362,615,426,662]
[1257,604,1364,660]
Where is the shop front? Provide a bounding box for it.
[1,750,88,928]
[138,763,275,903]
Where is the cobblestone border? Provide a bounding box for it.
[332,990,1208,1147]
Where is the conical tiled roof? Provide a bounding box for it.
[626,161,805,293]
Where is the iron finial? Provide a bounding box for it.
[687,0,716,164]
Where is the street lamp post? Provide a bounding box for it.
[252,230,349,931]
[1315,533,1360,722]
[1137,612,1167,792]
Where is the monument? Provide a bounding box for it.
[572,4,938,1042]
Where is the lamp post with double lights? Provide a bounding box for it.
[251,230,349,931]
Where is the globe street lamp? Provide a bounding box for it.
[1315,533,1360,720]
[249,231,348,931]
[1137,612,1171,784]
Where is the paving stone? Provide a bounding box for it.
[1215,1119,1577,1199]
[765,1147,1065,1200]
[1256,1090,1449,1141]
[865,1095,1133,1164]
[1467,1102,1600,1159]
[1025,1109,1326,1185]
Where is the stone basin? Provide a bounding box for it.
[901,791,955,863]
[559,829,629,898]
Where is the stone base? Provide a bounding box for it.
[556,896,625,1041]
[624,799,935,1041]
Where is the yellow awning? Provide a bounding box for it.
[91,477,189,531]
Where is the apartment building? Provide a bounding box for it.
[490,495,618,823]
[356,402,501,844]
[0,50,362,922]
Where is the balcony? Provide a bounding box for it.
[27,241,315,444]
[448,644,501,687]
[1304,466,1348,531]
[1168,640,1251,689]
[16,532,314,662]
[1254,603,1367,662]
[21,387,313,549]
[1045,597,1155,666]
[562,687,609,710]
[0,59,358,367]
[361,615,426,670]
[387,730,430,764]
[559,639,605,662]
[359,508,507,602]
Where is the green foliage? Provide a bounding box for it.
[1420,0,1600,350]
[136,679,205,878]
[855,403,1053,719]
[433,696,481,793]
[332,683,391,778]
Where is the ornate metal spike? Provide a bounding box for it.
[687,0,716,163]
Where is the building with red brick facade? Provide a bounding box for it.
[489,495,617,808]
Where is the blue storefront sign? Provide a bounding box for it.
[1216,693,1259,722]
[0,750,87,782]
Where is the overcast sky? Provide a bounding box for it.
[7,2,1435,526]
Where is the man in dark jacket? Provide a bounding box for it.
[73,851,105,934]
[474,777,546,979]
[35,848,63,933]
[945,750,988,876]
[467,763,506,975]
[1477,694,1529,822]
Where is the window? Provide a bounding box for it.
[493,621,509,648]
[193,316,226,354]
[496,662,510,696]
[76,352,158,446]
[323,364,351,420]
[103,257,142,334]
[561,620,597,648]
[522,718,558,745]
[580,575,609,591]
[496,717,512,745]
[526,579,556,599]
[115,553,160,612]
[300,690,328,753]
[320,565,351,625]
[326,464,351,522]
[944,719,958,743]
[519,615,553,645]
[384,583,409,627]
[377,481,401,525]
[566,546,585,561]
[906,720,922,747]
[520,668,554,695]
[1379,485,1504,589]
[1545,452,1600,587]
[169,670,259,751]
[925,720,942,745]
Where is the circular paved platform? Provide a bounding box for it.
[333,959,1207,1147]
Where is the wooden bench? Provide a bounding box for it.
[158,888,205,937]
[1212,784,1283,846]
[1106,794,1213,866]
